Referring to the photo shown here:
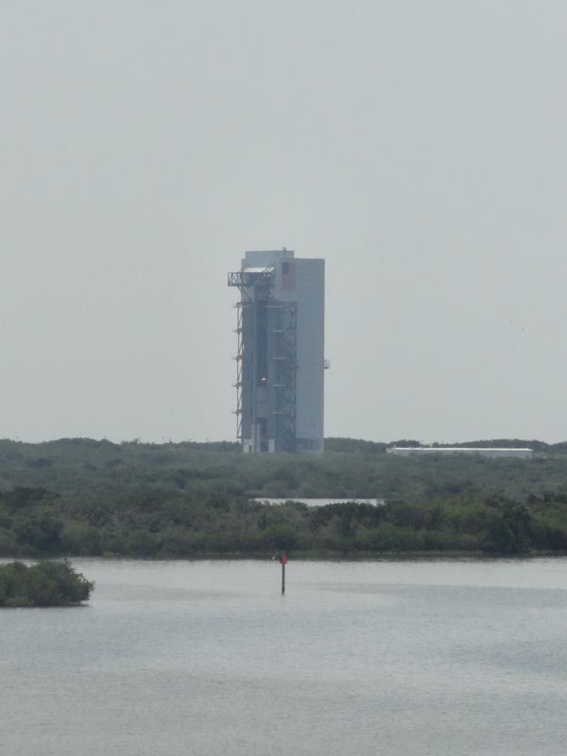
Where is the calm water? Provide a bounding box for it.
[2,558,567,756]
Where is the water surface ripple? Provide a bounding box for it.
[2,558,567,756]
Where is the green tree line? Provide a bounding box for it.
[1,437,567,558]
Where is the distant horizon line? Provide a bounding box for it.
[1,436,565,447]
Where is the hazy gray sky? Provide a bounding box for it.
[2,1,567,444]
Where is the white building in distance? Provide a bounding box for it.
[387,447,533,459]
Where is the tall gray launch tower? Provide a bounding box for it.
[228,250,325,454]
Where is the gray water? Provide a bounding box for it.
[2,558,567,756]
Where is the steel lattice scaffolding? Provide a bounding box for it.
[232,302,245,440]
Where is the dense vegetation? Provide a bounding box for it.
[1,437,567,558]
[0,560,94,607]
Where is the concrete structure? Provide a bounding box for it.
[387,447,534,459]
[228,249,325,453]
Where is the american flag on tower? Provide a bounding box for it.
[281,261,296,291]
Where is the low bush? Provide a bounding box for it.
[0,560,94,607]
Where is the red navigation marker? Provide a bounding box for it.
[279,553,288,594]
